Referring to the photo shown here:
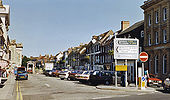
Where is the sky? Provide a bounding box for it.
[3,0,145,57]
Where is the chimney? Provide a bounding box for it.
[121,21,130,31]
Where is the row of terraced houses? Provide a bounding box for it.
[30,0,170,81]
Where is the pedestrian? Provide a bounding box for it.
[121,72,125,87]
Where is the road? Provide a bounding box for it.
[13,74,170,100]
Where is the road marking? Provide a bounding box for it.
[137,93,146,95]
[45,84,50,87]
[16,81,23,100]
[16,81,19,100]
[92,95,129,99]
[19,85,23,100]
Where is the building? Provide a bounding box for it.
[0,1,10,69]
[9,40,23,68]
[141,0,170,79]
[86,30,114,70]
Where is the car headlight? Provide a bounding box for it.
[149,80,152,82]
[159,81,162,83]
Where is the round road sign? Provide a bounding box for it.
[139,52,148,62]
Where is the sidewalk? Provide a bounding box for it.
[96,84,156,92]
[0,74,16,100]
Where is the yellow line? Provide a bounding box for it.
[16,81,19,100]
[19,84,23,100]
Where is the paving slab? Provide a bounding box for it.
[0,74,16,100]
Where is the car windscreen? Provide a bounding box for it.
[18,71,26,74]
[84,72,89,74]
[17,68,25,71]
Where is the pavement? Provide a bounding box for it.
[96,84,156,92]
[0,74,16,100]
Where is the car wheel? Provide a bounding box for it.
[105,81,110,85]
[60,78,64,80]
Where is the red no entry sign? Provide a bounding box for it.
[139,52,148,62]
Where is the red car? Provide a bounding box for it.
[147,74,162,87]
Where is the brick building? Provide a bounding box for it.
[141,0,170,79]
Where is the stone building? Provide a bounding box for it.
[9,40,23,68]
[141,0,170,79]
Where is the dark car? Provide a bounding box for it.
[16,67,28,80]
[44,70,52,76]
[88,71,114,85]
[68,71,78,81]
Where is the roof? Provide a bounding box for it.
[118,20,144,36]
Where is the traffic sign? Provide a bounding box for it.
[114,38,139,59]
[139,52,148,62]
[115,65,127,71]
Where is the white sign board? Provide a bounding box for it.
[45,63,54,70]
[114,38,139,59]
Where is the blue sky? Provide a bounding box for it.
[4,0,144,57]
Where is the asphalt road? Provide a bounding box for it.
[13,74,170,100]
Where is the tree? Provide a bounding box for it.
[22,56,31,67]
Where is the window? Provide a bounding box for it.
[148,34,151,46]
[141,30,144,37]
[163,29,167,43]
[148,14,151,26]
[155,32,158,44]
[163,55,167,74]
[163,8,167,21]
[155,56,158,74]
[155,11,159,23]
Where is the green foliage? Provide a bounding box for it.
[22,56,31,67]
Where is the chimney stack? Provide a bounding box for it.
[121,21,130,31]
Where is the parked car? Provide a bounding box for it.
[163,76,170,92]
[147,74,162,87]
[51,70,60,77]
[16,67,28,80]
[76,71,93,83]
[59,71,71,80]
[44,70,52,76]
[67,71,78,81]
[88,71,114,85]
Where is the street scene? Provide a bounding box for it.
[0,0,170,100]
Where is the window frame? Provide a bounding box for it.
[148,14,151,26]
[148,34,151,46]
[155,11,159,23]
[155,31,159,44]
[163,55,167,74]
[163,29,167,43]
[163,7,167,21]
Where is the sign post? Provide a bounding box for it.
[139,52,148,90]
[114,38,139,87]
